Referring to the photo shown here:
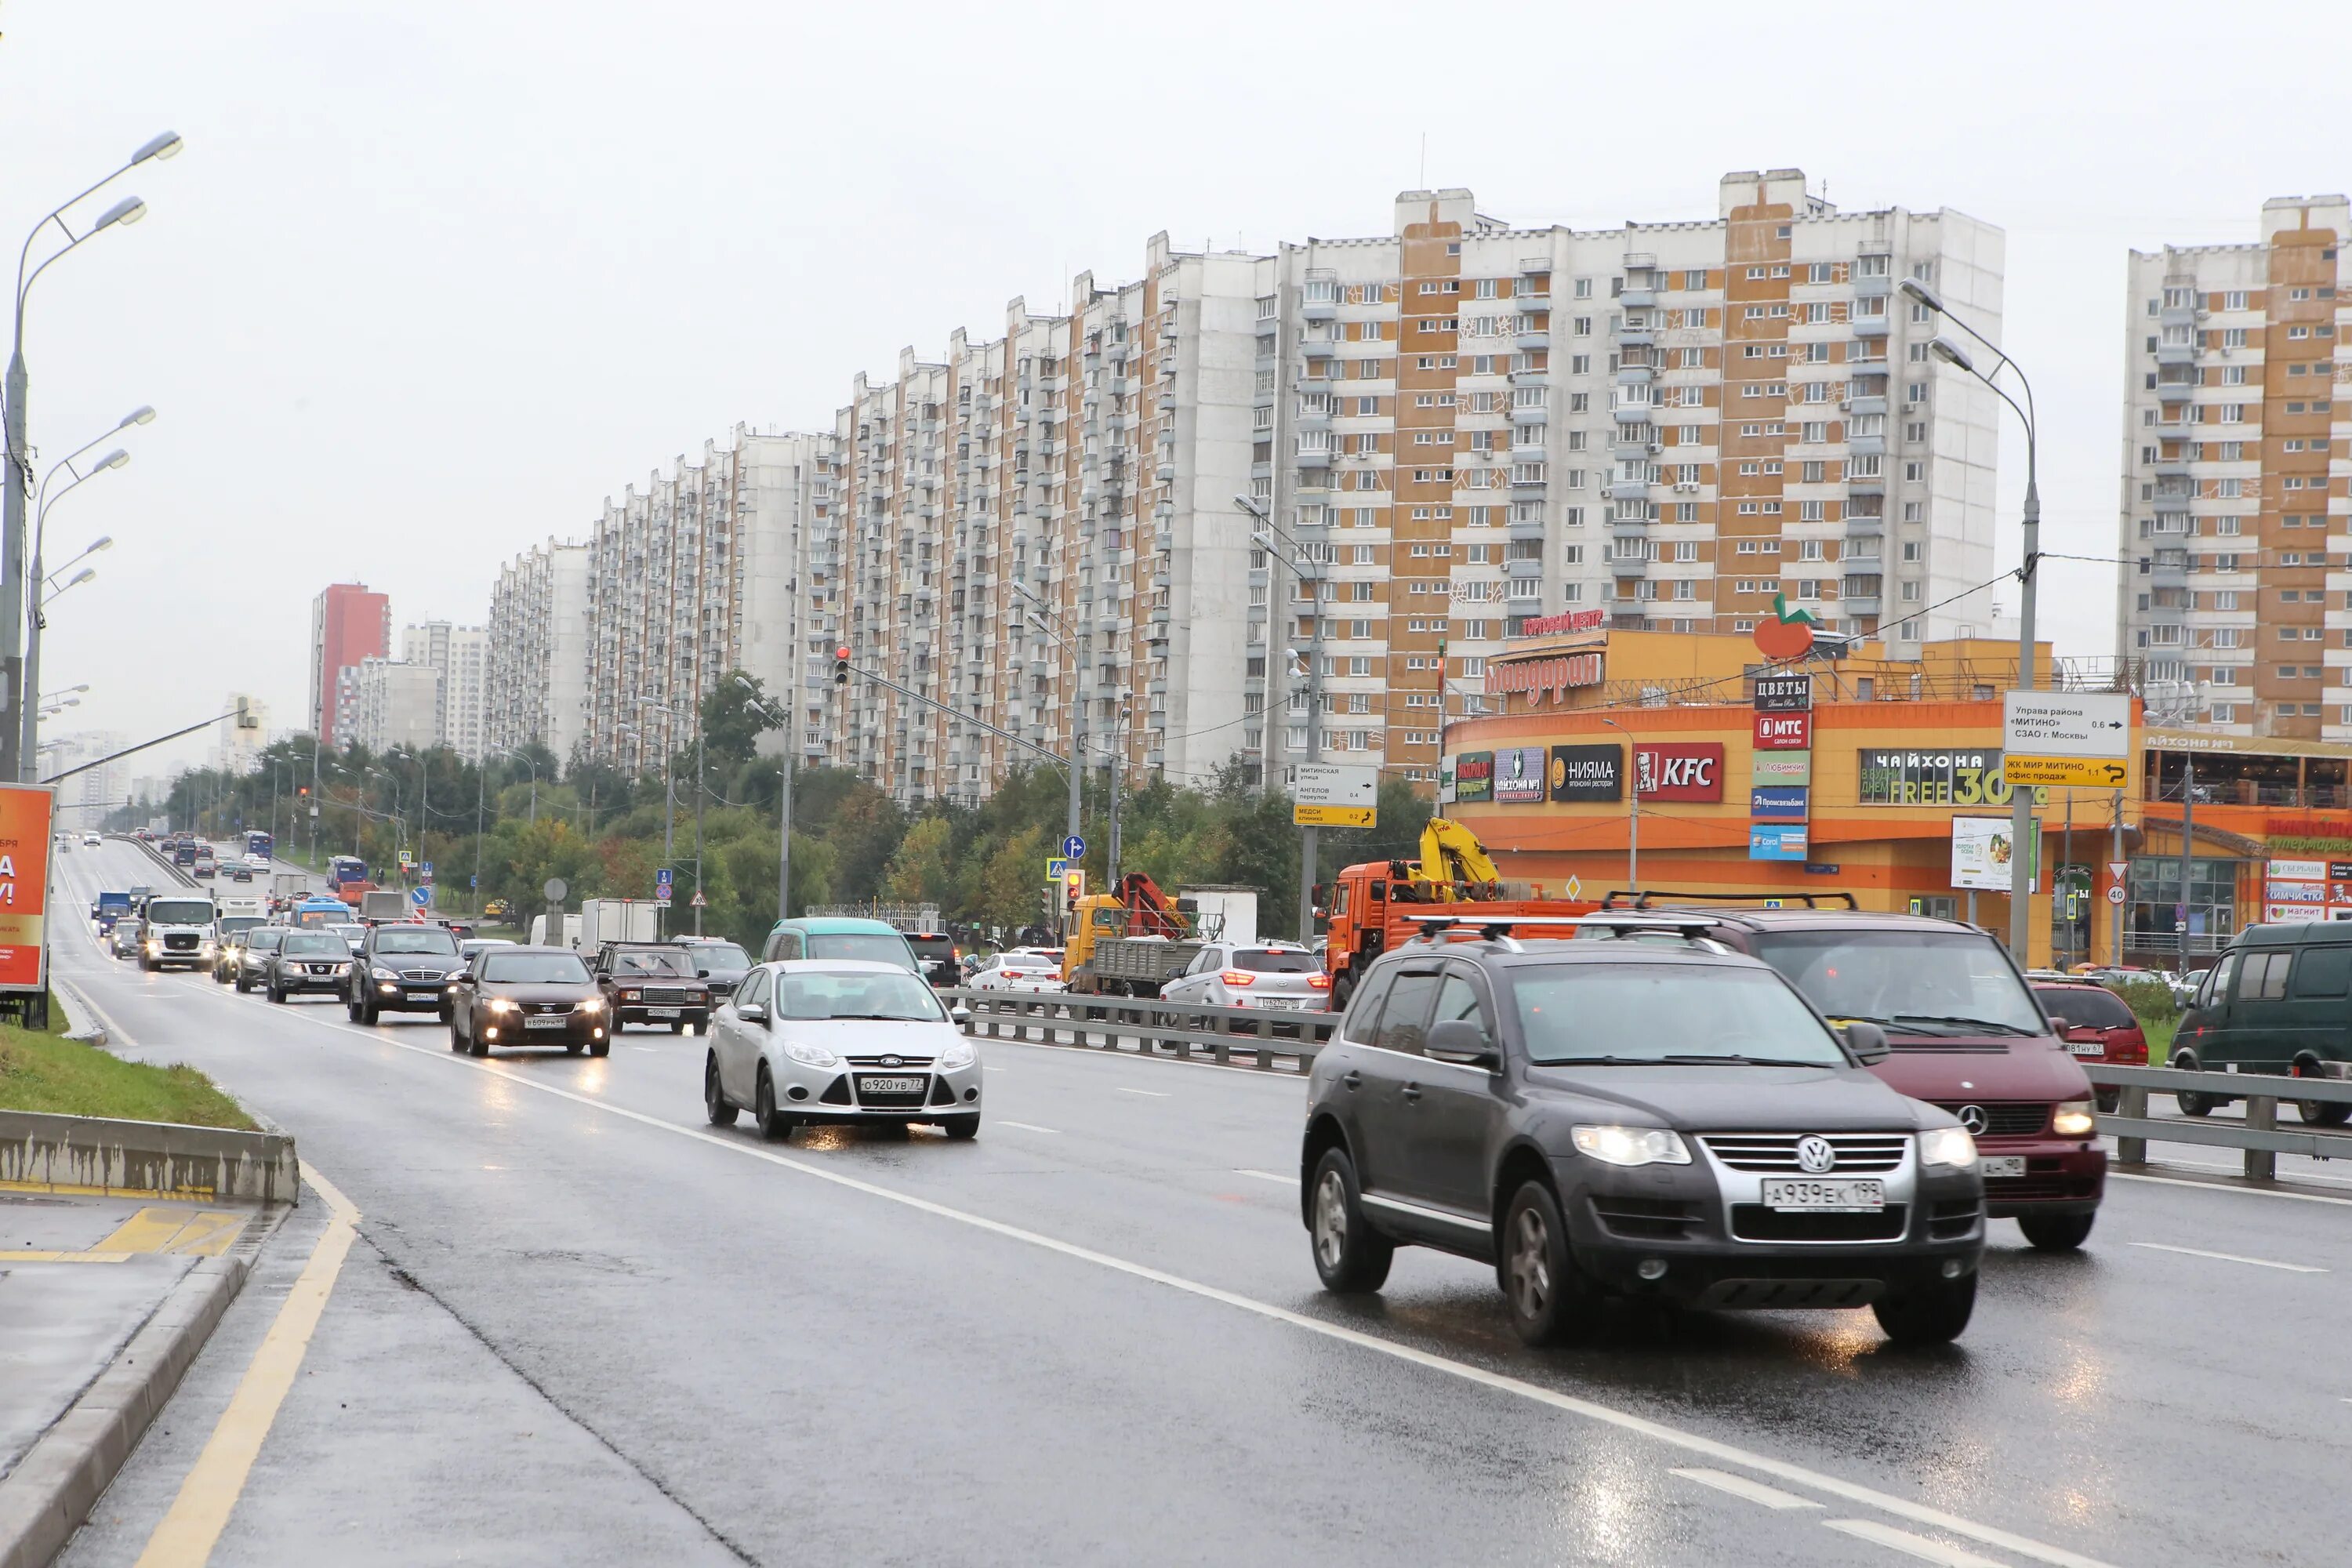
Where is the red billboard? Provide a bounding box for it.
[1633,743,1726,802]
[1752,712,1813,752]
[0,784,56,990]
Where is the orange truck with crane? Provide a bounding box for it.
[1317,817,1599,1006]
[1060,873,1207,997]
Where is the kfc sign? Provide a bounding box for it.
[1632,743,1726,802]
[1752,712,1813,751]
[1486,652,1604,705]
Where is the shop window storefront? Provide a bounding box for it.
[2125,857,2239,956]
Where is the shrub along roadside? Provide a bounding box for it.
[0,1018,254,1130]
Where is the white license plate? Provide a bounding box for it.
[858,1076,924,1096]
[524,1015,570,1030]
[1978,1156,2027,1178]
[1257,998,1307,1011]
[1760,1178,1884,1213]
[644,1007,681,1018]
[2067,1041,2105,1057]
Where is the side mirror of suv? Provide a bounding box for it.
[1841,1021,1891,1065]
[1425,1018,1501,1071]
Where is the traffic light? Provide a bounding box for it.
[833,646,851,686]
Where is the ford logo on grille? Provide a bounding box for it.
[1955,1105,1989,1136]
[1795,1135,1836,1174]
[878,1054,903,1068]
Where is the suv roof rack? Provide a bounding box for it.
[1400,912,1590,948]
[1602,890,1860,911]
[1568,913,1727,942]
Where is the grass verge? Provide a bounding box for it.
[2141,1015,2176,1067]
[0,1011,256,1130]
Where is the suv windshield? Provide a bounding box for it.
[1510,963,1849,1066]
[246,930,285,951]
[483,953,591,985]
[686,943,750,969]
[219,918,266,938]
[807,933,916,967]
[1745,928,2045,1036]
[147,900,214,926]
[374,929,459,956]
[775,970,946,1022]
[282,934,345,956]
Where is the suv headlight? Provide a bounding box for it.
[936,1037,976,1071]
[782,1037,840,1069]
[1570,1124,1690,1167]
[2052,1099,2097,1138]
[371,964,400,980]
[1919,1126,1978,1170]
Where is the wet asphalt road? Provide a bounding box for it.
[45,841,2352,1567]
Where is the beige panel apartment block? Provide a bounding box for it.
[2118,196,2350,741]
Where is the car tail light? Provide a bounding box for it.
[1219,971,1257,986]
[1307,975,1331,990]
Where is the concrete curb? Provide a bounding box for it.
[0,1111,300,1206]
[0,1236,260,1568]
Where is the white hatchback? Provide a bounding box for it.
[970,949,1066,993]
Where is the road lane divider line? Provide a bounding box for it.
[2111,1170,2352,1207]
[1115,1087,1171,1098]
[1670,1468,1821,1511]
[995,1121,1062,1134]
[2127,1242,2326,1274]
[1822,1519,2012,1567]
[1235,1169,1298,1186]
[131,1166,361,1568]
[299,1017,2117,1568]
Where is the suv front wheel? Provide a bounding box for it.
[1871,1270,1976,1345]
[1307,1146,1392,1293]
[1501,1180,1598,1347]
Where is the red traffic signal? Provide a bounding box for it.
[833,646,851,686]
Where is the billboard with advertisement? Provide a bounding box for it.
[1753,673,1813,713]
[1749,785,1809,822]
[1748,824,1809,862]
[1751,752,1813,786]
[1951,815,2041,894]
[1453,751,1494,804]
[1752,712,1813,751]
[1494,746,1549,803]
[1632,742,1726,803]
[0,784,55,992]
[1548,744,1621,802]
[1858,747,2049,808]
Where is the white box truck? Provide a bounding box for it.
[578,898,660,951]
[360,889,411,924]
[528,912,583,948]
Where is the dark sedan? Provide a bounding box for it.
[675,938,753,1000]
[266,931,354,1003]
[595,944,713,1033]
[448,947,609,1058]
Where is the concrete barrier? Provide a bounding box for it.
[0,1109,299,1204]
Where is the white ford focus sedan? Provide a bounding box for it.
[704,960,980,1141]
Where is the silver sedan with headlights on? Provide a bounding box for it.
[703,960,981,1142]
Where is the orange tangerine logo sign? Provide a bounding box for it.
[1753,592,1819,662]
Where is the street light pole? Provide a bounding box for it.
[5,133,177,784]
[736,678,792,926]
[1907,279,2040,962]
[1240,495,1322,941]
[1601,716,1638,893]
[26,456,125,773]
[1016,582,1085,934]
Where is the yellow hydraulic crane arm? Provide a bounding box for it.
[1421,817,1502,902]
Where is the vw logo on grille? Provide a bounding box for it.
[1795,1135,1837,1174]
[1955,1105,1989,1136]
[878,1054,903,1068]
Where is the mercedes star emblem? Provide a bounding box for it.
[1955,1105,1989,1136]
[1795,1135,1836,1174]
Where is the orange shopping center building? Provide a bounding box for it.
[1439,617,2352,971]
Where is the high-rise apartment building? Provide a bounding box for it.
[212,693,270,774]
[579,426,836,776]
[401,621,489,760]
[350,657,442,753]
[2117,195,2349,736]
[38,730,125,828]
[826,173,2002,802]
[309,583,390,746]
[487,539,591,764]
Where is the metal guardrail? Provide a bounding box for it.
[946,988,1334,1074]
[2086,1063,2352,1183]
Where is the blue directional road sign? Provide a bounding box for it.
[655,866,675,902]
[1062,835,1086,860]
[421,861,434,878]
[410,885,433,908]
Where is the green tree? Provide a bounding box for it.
[884,815,955,905]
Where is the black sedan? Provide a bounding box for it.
[675,938,753,1000]
[448,946,609,1058]
[266,931,354,1003]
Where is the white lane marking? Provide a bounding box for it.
[1823,1519,2011,1567]
[1671,1467,1820,1511]
[230,1008,2114,1568]
[1115,1086,1170,1098]
[995,1120,1061,1134]
[2127,1242,2326,1274]
[2110,1171,2352,1209]
[1235,1169,1298,1186]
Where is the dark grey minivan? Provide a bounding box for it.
[2172,922,2352,1124]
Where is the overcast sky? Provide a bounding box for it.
[4,0,2341,779]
